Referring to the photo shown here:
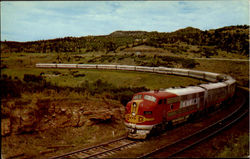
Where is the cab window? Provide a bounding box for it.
[170,104,174,110]
[133,94,142,100]
[158,99,162,104]
[164,99,167,104]
[144,95,156,103]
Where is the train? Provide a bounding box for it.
[36,63,236,139]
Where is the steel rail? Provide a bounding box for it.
[50,137,138,159]
[139,88,248,158]
[169,108,248,158]
[50,136,126,159]
[84,140,137,158]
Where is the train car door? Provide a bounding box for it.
[157,99,164,122]
[163,99,167,124]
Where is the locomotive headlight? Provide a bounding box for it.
[132,112,135,116]
[144,111,152,115]
[133,102,137,107]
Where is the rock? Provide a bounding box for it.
[71,111,80,127]
[61,108,66,112]
[89,110,113,123]
[19,109,37,133]
[1,118,11,136]
[83,111,93,115]
[79,106,84,111]
[112,108,122,119]
[54,115,71,128]
[77,116,86,127]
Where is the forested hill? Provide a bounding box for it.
[1,25,249,56]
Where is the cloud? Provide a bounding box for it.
[1,1,249,42]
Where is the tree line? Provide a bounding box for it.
[1,25,249,56]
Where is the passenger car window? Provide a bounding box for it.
[144,95,156,102]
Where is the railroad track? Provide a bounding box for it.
[139,88,248,158]
[50,136,139,159]
[50,88,247,159]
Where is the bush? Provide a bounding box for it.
[0,64,8,69]
[217,133,249,157]
[181,59,198,68]
[23,74,44,83]
[73,73,86,77]
[52,71,61,75]
[1,74,22,98]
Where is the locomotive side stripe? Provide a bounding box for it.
[167,105,197,117]
[167,96,181,104]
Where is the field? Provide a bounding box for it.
[1,52,207,158]
[1,51,249,158]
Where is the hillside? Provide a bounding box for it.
[1,25,249,56]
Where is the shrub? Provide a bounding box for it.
[181,59,198,68]
[73,73,86,77]
[40,72,45,76]
[1,75,22,98]
[52,71,61,75]
[23,74,44,83]
[0,64,8,69]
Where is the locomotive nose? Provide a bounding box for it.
[131,102,138,116]
[125,99,155,124]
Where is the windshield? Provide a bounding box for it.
[133,94,142,100]
[144,95,156,103]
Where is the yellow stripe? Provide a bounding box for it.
[125,114,154,124]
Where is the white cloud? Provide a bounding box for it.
[1,1,249,41]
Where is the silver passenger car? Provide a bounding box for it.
[97,64,117,70]
[36,63,57,68]
[172,68,189,76]
[77,64,97,69]
[117,65,136,71]
[56,64,77,68]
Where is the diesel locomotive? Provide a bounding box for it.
[124,82,235,139]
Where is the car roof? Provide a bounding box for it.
[164,86,205,96]
[136,91,177,99]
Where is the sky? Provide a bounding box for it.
[1,1,249,42]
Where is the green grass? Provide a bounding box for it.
[1,68,204,90]
[217,133,249,157]
[1,52,204,89]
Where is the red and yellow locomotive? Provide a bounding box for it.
[124,85,230,139]
[125,91,176,139]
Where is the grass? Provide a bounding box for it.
[1,67,204,90]
[195,59,249,86]
[217,133,249,157]
[1,51,248,158]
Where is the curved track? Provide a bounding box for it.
[139,88,248,158]
[50,137,139,159]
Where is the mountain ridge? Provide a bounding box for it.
[1,25,249,56]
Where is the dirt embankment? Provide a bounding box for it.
[1,96,125,137]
